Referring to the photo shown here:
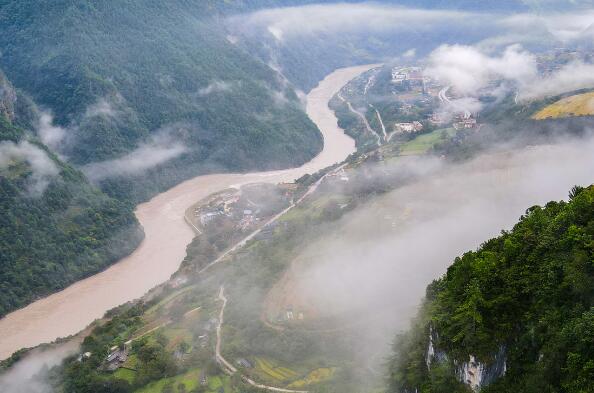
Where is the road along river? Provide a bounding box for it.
[0,64,378,360]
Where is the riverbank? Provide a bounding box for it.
[0,64,378,360]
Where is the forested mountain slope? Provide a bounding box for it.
[0,71,142,317]
[0,0,322,202]
[389,185,594,393]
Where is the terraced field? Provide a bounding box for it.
[287,367,337,388]
[254,357,299,382]
[532,91,594,119]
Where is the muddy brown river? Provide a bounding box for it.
[0,65,378,360]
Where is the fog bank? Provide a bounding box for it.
[289,134,594,365]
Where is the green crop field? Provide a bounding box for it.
[135,369,201,393]
[254,357,299,382]
[399,128,456,155]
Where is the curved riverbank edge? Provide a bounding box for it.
[0,64,379,360]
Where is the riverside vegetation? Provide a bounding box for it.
[0,72,142,317]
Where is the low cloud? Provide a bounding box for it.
[501,10,594,43]
[0,140,59,196]
[425,44,537,96]
[0,342,78,393]
[232,3,478,42]
[232,3,593,49]
[438,96,484,120]
[36,112,67,152]
[82,127,188,182]
[520,61,594,100]
[198,80,235,96]
[288,134,594,367]
[84,97,118,118]
[426,44,594,102]
[402,48,416,58]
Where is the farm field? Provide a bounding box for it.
[254,357,299,382]
[134,369,202,393]
[133,368,231,393]
[532,91,594,119]
[399,128,456,155]
[287,367,337,388]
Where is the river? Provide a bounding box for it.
[0,65,377,360]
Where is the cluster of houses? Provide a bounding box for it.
[236,358,254,368]
[104,342,131,371]
[429,112,449,126]
[254,222,280,242]
[537,48,591,76]
[453,117,478,130]
[326,168,350,183]
[193,190,260,231]
[394,121,424,133]
[429,112,479,130]
[285,306,305,321]
[391,66,427,91]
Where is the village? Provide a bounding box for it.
[187,183,296,237]
[389,65,479,134]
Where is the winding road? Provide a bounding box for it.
[215,286,308,393]
[337,92,382,146]
[373,106,387,140]
[439,86,471,119]
[0,64,376,360]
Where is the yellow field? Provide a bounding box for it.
[254,357,299,381]
[532,91,594,120]
[287,367,336,388]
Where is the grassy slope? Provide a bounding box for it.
[400,128,456,155]
[532,91,594,120]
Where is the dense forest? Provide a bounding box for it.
[0,0,322,203]
[0,0,329,317]
[389,185,594,393]
[0,71,142,317]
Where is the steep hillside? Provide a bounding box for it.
[0,0,322,202]
[0,72,143,317]
[388,185,594,393]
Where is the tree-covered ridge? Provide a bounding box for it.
[389,185,594,393]
[0,104,143,318]
[0,0,322,203]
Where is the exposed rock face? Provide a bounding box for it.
[425,326,507,391]
[457,347,507,391]
[425,326,448,370]
[0,71,16,121]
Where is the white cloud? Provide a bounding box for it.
[520,61,594,100]
[0,342,78,393]
[84,97,118,118]
[0,140,59,196]
[426,44,594,102]
[402,48,416,58]
[233,3,477,42]
[36,112,67,151]
[501,10,594,43]
[438,96,484,121]
[198,80,234,96]
[287,134,594,364]
[425,44,538,96]
[82,128,187,182]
